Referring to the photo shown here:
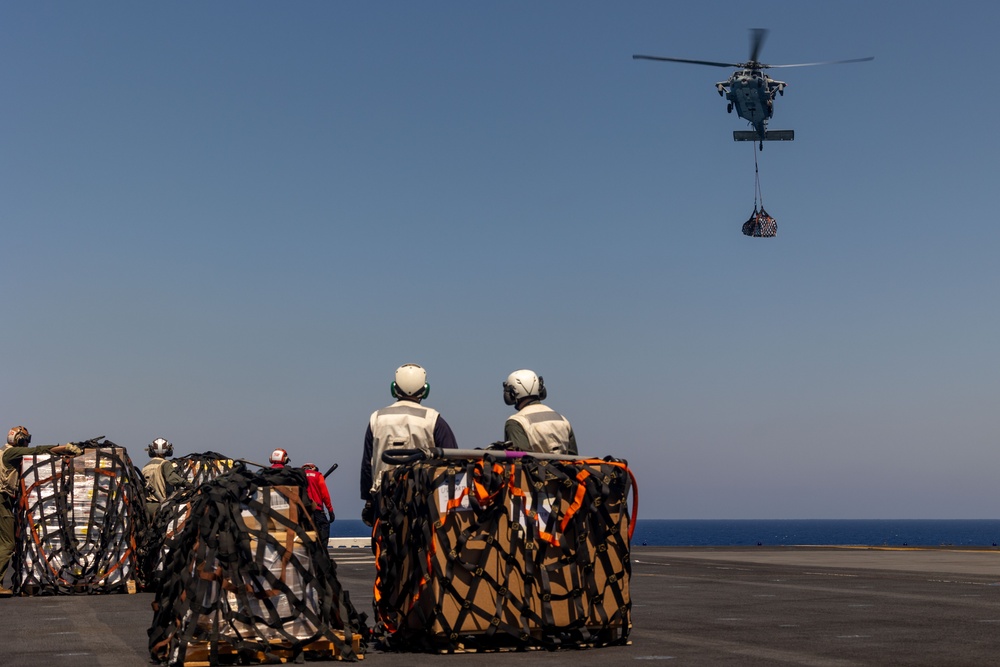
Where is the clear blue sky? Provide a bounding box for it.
[3,2,998,519]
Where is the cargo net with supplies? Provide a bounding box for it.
[742,142,777,237]
[372,448,637,653]
[147,465,367,666]
[174,450,239,487]
[742,206,777,237]
[13,438,147,595]
[137,451,238,590]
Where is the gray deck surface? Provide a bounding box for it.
[2,545,998,666]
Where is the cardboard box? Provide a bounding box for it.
[16,446,142,593]
[194,530,325,642]
[376,457,632,646]
[239,486,306,532]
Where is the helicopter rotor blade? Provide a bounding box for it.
[748,28,769,63]
[764,56,875,68]
[632,54,740,68]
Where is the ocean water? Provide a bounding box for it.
[630,519,1000,547]
[332,518,1000,547]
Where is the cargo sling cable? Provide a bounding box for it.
[13,438,147,595]
[372,447,637,652]
[147,465,366,666]
[742,141,777,237]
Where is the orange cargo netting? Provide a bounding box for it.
[372,450,636,652]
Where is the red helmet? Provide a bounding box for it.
[269,448,289,465]
[302,462,319,471]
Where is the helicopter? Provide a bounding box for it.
[633,29,873,149]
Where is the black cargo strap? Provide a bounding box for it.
[137,451,238,588]
[174,451,238,488]
[372,453,633,652]
[13,440,146,595]
[147,466,366,665]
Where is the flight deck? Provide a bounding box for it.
[2,545,998,666]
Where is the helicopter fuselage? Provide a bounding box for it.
[633,29,871,146]
[717,68,786,138]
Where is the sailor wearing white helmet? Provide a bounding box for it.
[360,363,458,525]
[502,369,577,455]
[142,437,187,519]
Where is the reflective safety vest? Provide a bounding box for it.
[508,403,573,454]
[0,445,16,497]
[142,457,170,503]
[369,401,439,495]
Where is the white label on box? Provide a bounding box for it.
[436,471,472,513]
[512,489,556,535]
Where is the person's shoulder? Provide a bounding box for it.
[371,402,397,417]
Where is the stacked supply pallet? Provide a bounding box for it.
[148,466,365,665]
[139,452,239,589]
[174,451,238,488]
[14,440,146,595]
[373,449,635,652]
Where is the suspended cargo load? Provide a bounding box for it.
[372,447,636,652]
[743,142,777,237]
[147,466,365,665]
[742,206,777,237]
[13,439,147,595]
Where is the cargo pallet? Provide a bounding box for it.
[181,632,363,665]
[18,580,138,596]
[426,626,632,654]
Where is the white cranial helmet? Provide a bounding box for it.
[392,363,429,400]
[148,437,173,458]
[503,369,547,406]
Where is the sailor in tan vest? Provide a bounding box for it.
[503,369,578,455]
[360,363,458,525]
[141,437,186,519]
[1,426,82,597]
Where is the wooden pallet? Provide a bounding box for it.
[443,637,633,654]
[17,580,135,596]
[424,624,630,654]
[182,633,363,665]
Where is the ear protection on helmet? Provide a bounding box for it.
[503,382,518,406]
[7,426,31,446]
[502,371,547,405]
[391,381,430,400]
[147,438,173,458]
